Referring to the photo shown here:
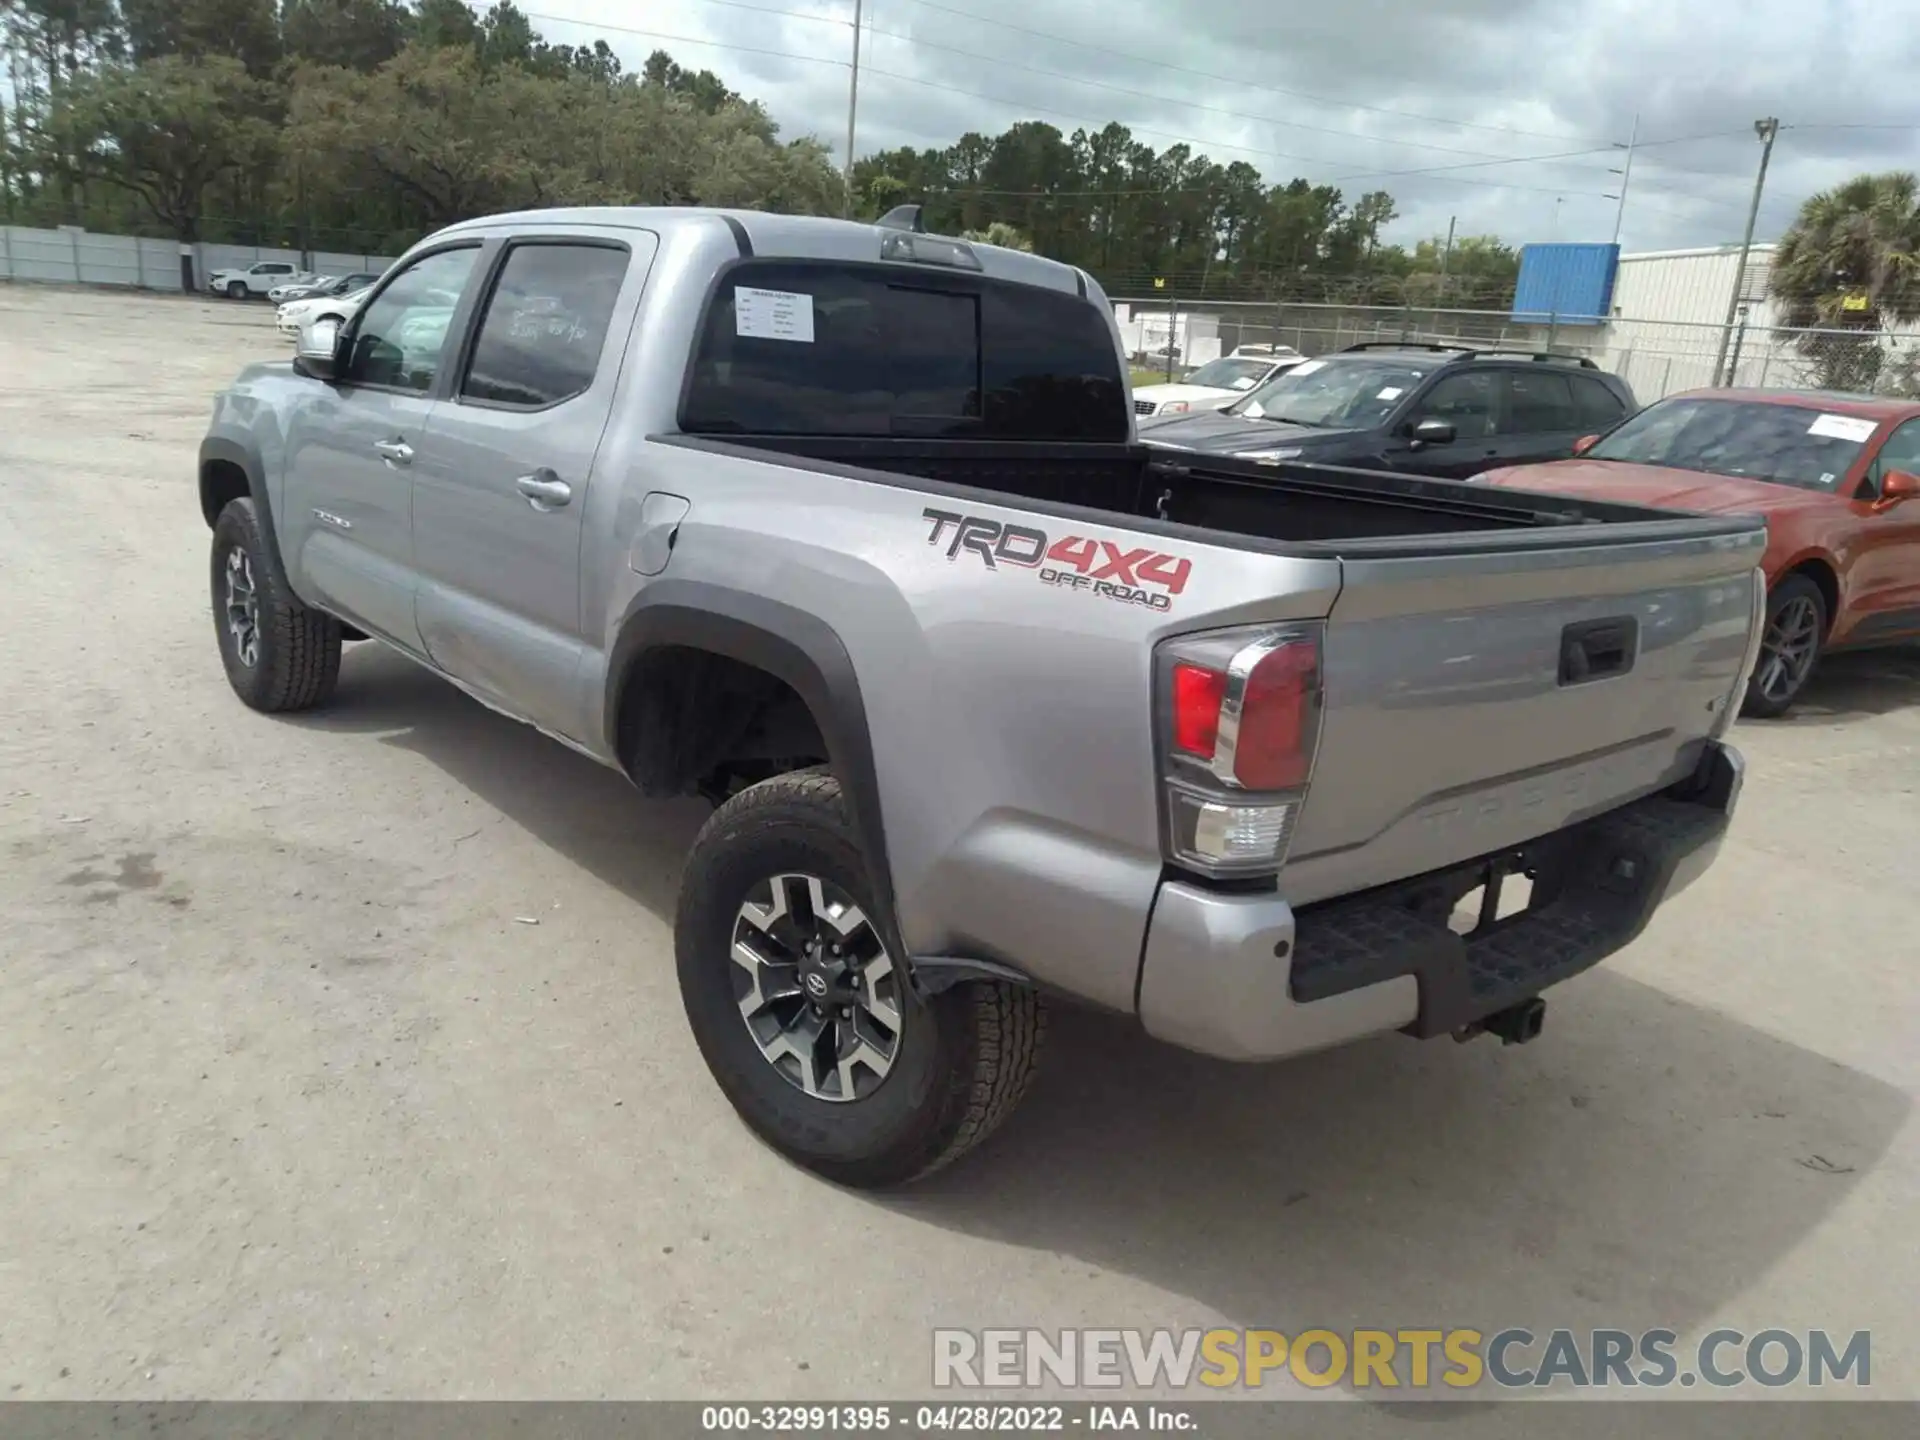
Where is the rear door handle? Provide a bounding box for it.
[515,470,572,511]
[373,438,413,466]
[1560,617,1638,685]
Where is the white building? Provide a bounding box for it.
[1597,242,1920,398]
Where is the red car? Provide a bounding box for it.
[1475,388,1920,716]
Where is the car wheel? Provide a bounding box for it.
[211,497,342,712]
[675,770,1045,1188]
[225,280,247,300]
[1741,573,1826,719]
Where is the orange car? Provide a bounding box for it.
[1475,388,1920,716]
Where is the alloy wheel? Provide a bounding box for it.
[1754,594,1819,706]
[223,546,260,668]
[730,872,901,1103]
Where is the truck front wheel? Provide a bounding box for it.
[675,770,1044,1187]
[211,497,342,712]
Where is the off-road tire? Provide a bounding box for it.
[211,496,342,712]
[1741,573,1827,719]
[675,770,1045,1187]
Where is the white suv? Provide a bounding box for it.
[207,261,306,300]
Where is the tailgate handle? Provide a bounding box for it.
[1559,617,1637,685]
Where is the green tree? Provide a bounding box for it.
[1771,171,1920,391]
[46,53,279,240]
[120,0,280,75]
[961,222,1032,252]
[281,0,408,71]
[410,0,480,50]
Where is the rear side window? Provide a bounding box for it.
[1498,371,1579,434]
[680,261,1126,440]
[462,243,629,408]
[1571,374,1628,429]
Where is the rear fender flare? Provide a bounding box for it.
[605,581,898,953]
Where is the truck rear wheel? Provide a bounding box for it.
[675,770,1044,1187]
[211,497,342,712]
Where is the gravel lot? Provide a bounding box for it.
[1,284,1916,1407]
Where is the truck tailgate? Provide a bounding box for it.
[1281,522,1766,907]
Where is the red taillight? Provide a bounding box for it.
[1172,662,1226,759]
[1234,641,1316,789]
[1164,633,1319,791]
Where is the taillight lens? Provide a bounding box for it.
[1157,626,1323,878]
[1172,662,1226,759]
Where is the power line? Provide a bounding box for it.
[522,10,849,68]
[893,0,1621,146]
[860,21,1621,171]
[857,61,1625,199]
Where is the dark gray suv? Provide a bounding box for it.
[1138,342,1637,480]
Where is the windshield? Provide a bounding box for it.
[1587,397,1880,491]
[1181,357,1275,391]
[1230,357,1431,427]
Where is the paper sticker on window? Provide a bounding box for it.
[735,286,814,343]
[1377,386,1404,400]
[1288,359,1326,376]
[1807,413,1877,443]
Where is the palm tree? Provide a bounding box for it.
[1769,171,1920,391]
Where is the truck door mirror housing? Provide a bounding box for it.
[1572,433,1600,455]
[1410,418,1455,448]
[293,316,343,381]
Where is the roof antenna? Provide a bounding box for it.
[876,204,926,234]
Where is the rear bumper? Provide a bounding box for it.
[1137,741,1742,1062]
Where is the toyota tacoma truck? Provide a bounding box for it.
[197,206,1765,1187]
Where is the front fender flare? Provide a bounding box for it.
[199,435,289,576]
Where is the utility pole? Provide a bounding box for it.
[1611,111,1638,245]
[1715,117,1780,385]
[843,0,864,219]
[1433,214,1456,328]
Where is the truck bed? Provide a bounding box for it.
[710,434,1757,551]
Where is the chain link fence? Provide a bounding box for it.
[1112,295,1920,401]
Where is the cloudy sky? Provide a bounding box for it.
[520,0,1920,254]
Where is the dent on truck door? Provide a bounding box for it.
[281,245,482,652]
[412,235,656,741]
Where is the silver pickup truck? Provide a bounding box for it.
[198,206,1766,1187]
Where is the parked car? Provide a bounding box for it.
[276,281,452,341]
[1474,388,1920,717]
[196,207,1759,1187]
[1140,341,1636,478]
[276,286,372,340]
[1132,350,1306,418]
[207,261,308,300]
[269,271,383,304]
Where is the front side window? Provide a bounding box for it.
[680,261,1126,440]
[1587,397,1880,491]
[462,244,629,407]
[1233,357,1433,429]
[1412,371,1497,437]
[346,246,480,392]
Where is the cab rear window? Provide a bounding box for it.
[680,261,1127,441]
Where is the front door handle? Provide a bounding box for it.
[515,470,572,511]
[373,438,413,466]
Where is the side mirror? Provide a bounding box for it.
[1410,418,1455,448]
[292,316,344,382]
[1880,468,1920,503]
[1572,433,1600,455]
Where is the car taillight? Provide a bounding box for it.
[1156,626,1323,878]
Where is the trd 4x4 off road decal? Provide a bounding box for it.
[921,508,1192,611]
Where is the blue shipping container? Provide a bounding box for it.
[1511,243,1619,325]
